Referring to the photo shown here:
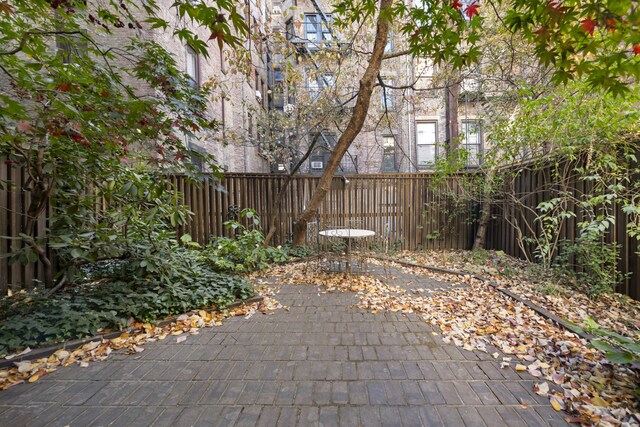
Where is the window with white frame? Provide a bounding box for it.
[304,14,332,45]
[415,57,434,78]
[185,46,199,88]
[307,73,334,99]
[380,78,394,110]
[461,120,482,166]
[385,32,394,53]
[461,76,481,93]
[381,135,396,172]
[416,121,438,168]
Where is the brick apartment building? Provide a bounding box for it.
[6,0,488,174]
[266,0,487,174]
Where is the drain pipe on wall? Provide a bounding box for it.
[405,55,414,172]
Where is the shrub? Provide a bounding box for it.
[204,209,289,272]
[0,247,253,355]
[554,235,625,297]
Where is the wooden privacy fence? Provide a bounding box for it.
[2,164,638,300]
[485,161,640,300]
[0,162,53,293]
[0,170,478,293]
[170,173,478,251]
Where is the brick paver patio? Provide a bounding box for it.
[0,268,570,426]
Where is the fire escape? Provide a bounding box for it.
[273,0,357,174]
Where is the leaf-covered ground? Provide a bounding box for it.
[263,259,640,426]
[0,286,283,391]
[391,250,640,340]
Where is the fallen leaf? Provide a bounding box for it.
[14,361,32,373]
[550,395,565,411]
[534,382,549,397]
[28,369,46,383]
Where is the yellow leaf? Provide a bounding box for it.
[550,396,564,411]
[28,369,46,383]
[590,396,608,407]
[515,364,527,371]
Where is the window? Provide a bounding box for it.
[461,120,482,166]
[380,78,394,110]
[416,121,438,168]
[307,73,334,99]
[187,136,205,172]
[415,57,434,78]
[185,46,199,88]
[385,32,394,53]
[273,68,285,109]
[220,46,226,74]
[461,76,481,93]
[381,135,396,172]
[304,14,332,46]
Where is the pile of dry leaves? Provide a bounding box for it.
[393,250,640,340]
[0,287,282,391]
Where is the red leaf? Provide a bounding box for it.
[452,0,463,10]
[547,1,567,14]
[605,18,616,33]
[633,44,640,55]
[580,18,597,36]
[465,2,480,19]
[58,82,71,92]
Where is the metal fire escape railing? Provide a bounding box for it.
[279,0,359,170]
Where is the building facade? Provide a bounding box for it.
[264,0,487,174]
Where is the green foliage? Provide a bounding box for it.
[555,236,626,297]
[582,318,640,366]
[204,209,289,272]
[484,81,640,275]
[332,0,639,94]
[283,245,314,259]
[537,283,569,297]
[0,247,253,355]
[503,0,640,95]
[0,0,247,286]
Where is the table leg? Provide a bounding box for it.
[344,237,351,273]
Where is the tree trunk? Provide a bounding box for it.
[472,169,495,250]
[263,133,321,247]
[445,79,460,155]
[291,0,394,246]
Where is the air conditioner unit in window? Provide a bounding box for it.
[272,6,282,14]
[311,161,324,169]
[255,90,262,101]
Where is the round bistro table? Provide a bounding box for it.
[318,228,376,272]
